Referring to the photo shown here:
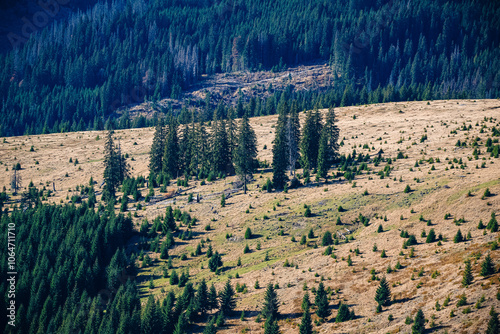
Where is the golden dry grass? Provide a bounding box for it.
[1,99,500,333]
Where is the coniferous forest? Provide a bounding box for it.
[0,0,499,136]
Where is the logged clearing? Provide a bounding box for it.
[1,99,500,333]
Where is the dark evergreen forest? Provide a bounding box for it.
[0,0,499,136]
[0,180,236,333]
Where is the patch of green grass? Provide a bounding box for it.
[447,179,500,203]
[387,184,441,210]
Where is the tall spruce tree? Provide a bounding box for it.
[462,259,473,286]
[116,139,129,183]
[211,112,233,175]
[287,101,301,176]
[301,292,311,312]
[300,108,322,172]
[299,295,313,334]
[179,123,193,176]
[300,110,315,172]
[208,283,218,311]
[487,306,499,334]
[317,107,339,179]
[412,309,425,334]
[103,130,127,202]
[315,282,329,318]
[234,113,258,193]
[149,118,165,175]
[227,107,238,158]
[194,119,210,176]
[161,291,176,332]
[317,128,330,180]
[272,101,289,190]
[141,295,161,334]
[481,253,495,277]
[196,279,209,316]
[10,169,21,195]
[375,276,391,307]
[261,283,279,320]
[163,118,180,178]
[488,212,498,232]
[219,280,236,315]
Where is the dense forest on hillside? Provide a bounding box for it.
[0,0,499,136]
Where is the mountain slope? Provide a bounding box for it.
[1,99,499,333]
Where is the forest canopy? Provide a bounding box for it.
[0,0,498,136]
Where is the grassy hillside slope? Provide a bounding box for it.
[1,99,500,333]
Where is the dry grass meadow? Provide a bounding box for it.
[1,99,500,333]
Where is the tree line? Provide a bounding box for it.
[272,103,340,190]
[147,100,340,191]
[148,106,258,191]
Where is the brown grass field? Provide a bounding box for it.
[1,99,500,333]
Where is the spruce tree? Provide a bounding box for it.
[488,212,498,232]
[486,306,499,334]
[287,101,301,176]
[335,302,352,323]
[317,107,340,179]
[244,227,252,239]
[169,270,179,285]
[454,229,463,243]
[317,127,330,179]
[116,138,129,184]
[141,295,161,334]
[261,283,279,320]
[312,108,323,169]
[426,228,436,243]
[272,101,289,190]
[375,276,391,307]
[164,206,176,231]
[462,259,473,287]
[163,117,180,178]
[196,279,209,316]
[208,251,223,272]
[161,291,176,332]
[149,118,165,175]
[173,313,188,334]
[412,309,425,334]
[179,123,193,176]
[208,283,218,311]
[193,119,210,175]
[103,130,126,202]
[227,107,237,158]
[263,316,280,334]
[302,292,311,312]
[481,253,496,277]
[322,231,333,246]
[315,282,330,318]
[234,113,258,193]
[300,109,316,172]
[299,294,313,334]
[219,279,236,315]
[160,242,169,260]
[203,316,217,334]
[211,110,233,175]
